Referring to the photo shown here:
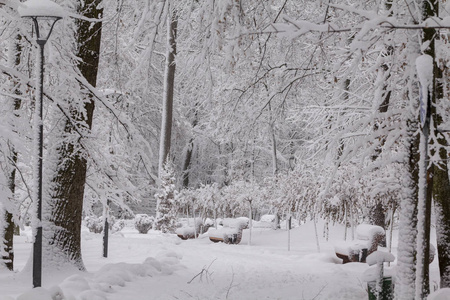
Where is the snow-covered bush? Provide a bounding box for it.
[85,216,102,233]
[85,216,115,233]
[253,214,276,228]
[134,214,154,234]
[111,219,126,233]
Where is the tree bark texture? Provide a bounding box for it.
[46,0,102,269]
[182,106,198,188]
[1,33,23,271]
[158,4,177,177]
[368,44,393,245]
[414,1,438,297]
[395,117,419,300]
[431,3,450,287]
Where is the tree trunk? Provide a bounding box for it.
[182,106,198,188]
[158,3,177,177]
[431,3,450,288]
[1,33,23,271]
[181,140,194,188]
[45,0,103,269]
[434,145,450,288]
[368,14,394,244]
[268,102,277,175]
[396,117,420,300]
[395,26,422,296]
[414,2,438,298]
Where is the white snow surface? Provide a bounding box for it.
[366,251,395,266]
[18,0,65,18]
[0,220,441,300]
[428,288,450,300]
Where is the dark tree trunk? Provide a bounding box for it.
[2,34,23,271]
[414,1,438,297]
[46,0,103,269]
[158,5,177,177]
[181,105,198,188]
[182,139,194,188]
[368,22,394,245]
[431,3,450,288]
[434,144,450,288]
[3,210,14,270]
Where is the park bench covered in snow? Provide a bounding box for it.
[253,214,277,229]
[334,224,385,264]
[208,218,249,244]
[176,219,213,240]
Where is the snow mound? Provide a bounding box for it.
[14,252,184,300]
[16,288,52,300]
[428,288,450,300]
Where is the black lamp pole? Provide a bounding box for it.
[103,200,110,258]
[24,15,61,289]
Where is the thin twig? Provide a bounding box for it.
[187,258,217,284]
[225,267,236,299]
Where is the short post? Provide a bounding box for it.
[192,201,197,239]
[103,200,110,258]
[287,213,292,251]
[248,199,252,246]
[375,260,384,300]
[365,251,395,300]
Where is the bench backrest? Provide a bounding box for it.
[356,224,385,241]
[222,218,249,230]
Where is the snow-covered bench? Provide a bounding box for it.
[208,218,249,244]
[176,219,212,240]
[334,224,385,264]
[253,214,277,229]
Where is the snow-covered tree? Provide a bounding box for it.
[154,160,177,233]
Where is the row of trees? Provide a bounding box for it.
[0,0,449,298]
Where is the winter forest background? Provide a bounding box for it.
[1,0,450,299]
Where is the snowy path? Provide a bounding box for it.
[0,222,441,299]
[99,224,370,300]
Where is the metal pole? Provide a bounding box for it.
[33,39,46,288]
[103,217,109,258]
[103,200,110,258]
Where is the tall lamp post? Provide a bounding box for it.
[18,0,64,288]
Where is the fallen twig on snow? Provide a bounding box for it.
[187,259,216,284]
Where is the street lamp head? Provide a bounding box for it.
[18,0,64,43]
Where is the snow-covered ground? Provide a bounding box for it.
[0,220,442,300]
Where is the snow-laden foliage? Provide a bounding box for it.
[84,215,115,234]
[134,214,154,234]
[0,0,449,295]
